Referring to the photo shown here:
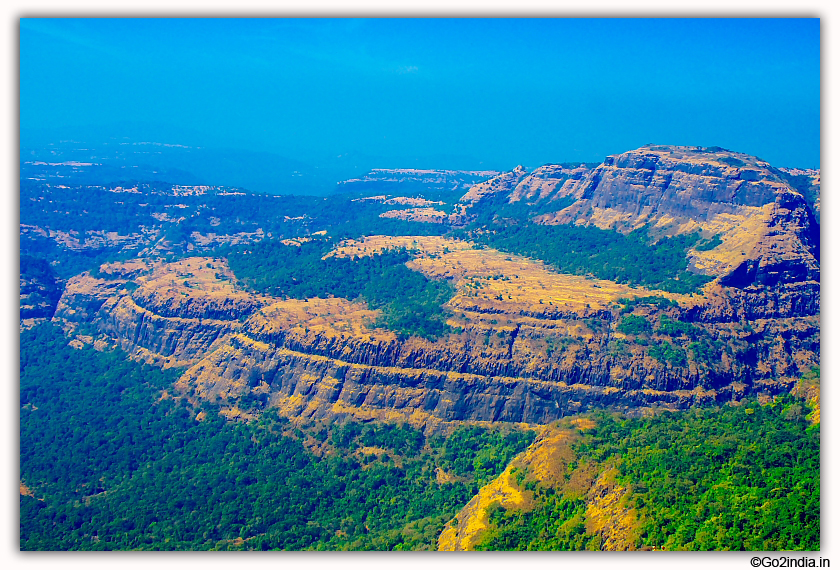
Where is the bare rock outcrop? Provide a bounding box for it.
[52,251,819,431]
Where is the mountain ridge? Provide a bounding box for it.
[27,143,820,433]
[21,141,822,552]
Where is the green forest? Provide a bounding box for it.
[223,238,455,340]
[476,400,819,551]
[464,223,713,294]
[22,176,714,298]
[20,322,532,551]
[19,255,64,319]
[21,322,819,551]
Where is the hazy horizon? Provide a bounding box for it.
[21,18,820,170]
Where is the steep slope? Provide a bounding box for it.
[438,420,591,550]
[439,399,819,551]
[508,163,596,204]
[53,234,819,432]
[459,165,529,204]
[470,146,820,288]
[542,145,788,227]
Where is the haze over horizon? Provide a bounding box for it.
[20,18,820,170]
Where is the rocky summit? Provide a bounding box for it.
[43,145,820,434]
[22,143,821,553]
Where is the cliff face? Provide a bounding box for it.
[53,238,819,432]
[560,145,787,222]
[715,190,820,288]
[462,145,819,290]
[459,163,598,207]
[459,165,529,204]
[508,163,595,204]
[53,258,260,368]
[46,144,819,433]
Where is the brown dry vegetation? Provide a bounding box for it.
[437,462,530,551]
[246,297,393,341]
[438,418,642,551]
[379,207,448,223]
[438,423,579,550]
[329,235,693,318]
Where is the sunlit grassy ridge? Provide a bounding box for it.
[466,399,819,551]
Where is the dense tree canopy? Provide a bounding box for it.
[20,323,532,551]
[224,239,455,340]
[476,400,819,551]
[465,224,713,294]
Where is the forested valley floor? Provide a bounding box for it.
[20,322,819,551]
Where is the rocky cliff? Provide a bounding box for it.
[459,165,530,204]
[53,234,819,432]
[45,144,819,433]
[508,163,595,204]
[549,145,788,224]
[462,146,819,287]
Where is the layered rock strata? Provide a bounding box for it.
[462,146,820,288]
[53,249,819,432]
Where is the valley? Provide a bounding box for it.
[20,144,821,551]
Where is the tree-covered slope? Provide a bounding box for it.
[20,323,533,551]
[471,399,819,551]
[223,238,455,340]
[462,224,713,294]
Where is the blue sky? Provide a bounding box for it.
[20,18,820,168]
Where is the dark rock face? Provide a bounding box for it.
[683,282,820,323]
[20,256,64,323]
[257,352,724,425]
[188,313,809,430]
[717,191,820,289]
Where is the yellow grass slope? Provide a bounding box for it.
[437,416,643,551]
[328,235,695,319]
